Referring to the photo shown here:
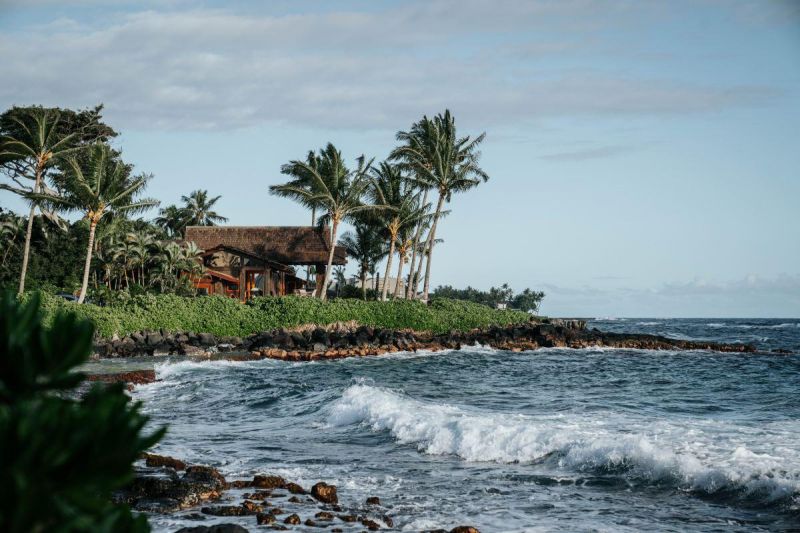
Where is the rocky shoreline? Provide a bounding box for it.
[119,453,478,533]
[93,319,755,360]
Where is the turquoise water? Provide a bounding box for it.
[130,319,800,532]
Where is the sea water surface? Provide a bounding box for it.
[119,319,800,532]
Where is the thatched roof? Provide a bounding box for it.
[184,226,347,266]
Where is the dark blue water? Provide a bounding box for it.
[126,319,800,532]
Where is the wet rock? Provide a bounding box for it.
[242,490,271,500]
[86,369,156,386]
[143,453,186,470]
[114,464,224,512]
[337,515,357,523]
[256,512,276,525]
[304,519,317,527]
[270,507,284,515]
[174,525,249,533]
[315,512,334,521]
[450,527,480,533]
[201,506,249,517]
[270,526,288,531]
[365,496,380,506]
[242,500,264,513]
[310,482,338,504]
[284,482,306,494]
[287,496,302,503]
[198,332,216,346]
[252,475,286,489]
[361,518,381,530]
[383,516,394,527]
[283,513,301,525]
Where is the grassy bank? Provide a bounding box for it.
[30,292,536,338]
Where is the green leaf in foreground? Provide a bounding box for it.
[0,292,164,533]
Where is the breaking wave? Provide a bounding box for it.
[328,383,800,508]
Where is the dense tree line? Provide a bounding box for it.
[432,284,545,313]
[1,104,543,311]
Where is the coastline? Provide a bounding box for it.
[92,320,755,362]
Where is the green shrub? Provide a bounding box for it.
[0,292,164,532]
[30,292,534,338]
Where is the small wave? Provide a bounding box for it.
[153,358,280,379]
[636,321,662,326]
[706,322,799,330]
[328,384,799,507]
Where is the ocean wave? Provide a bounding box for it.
[706,322,799,330]
[328,384,799,507]
[152,358,281,379]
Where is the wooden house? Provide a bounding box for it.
[184,226,347,300]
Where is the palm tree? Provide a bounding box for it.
[40,143,158,303]
[369,162,429,300]
[270,143,379,300]
[332,266,346,297]
[0,109,77,294]
[180,189,229,227]
[390,110,488,301]
[154,205,187,237]
[338,223,386,300]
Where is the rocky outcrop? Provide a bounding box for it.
[92,320,755,359]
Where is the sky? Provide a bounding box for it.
[0,0,798,317]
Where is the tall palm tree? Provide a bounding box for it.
[369,162,429,300]
[39,143,158,303]
[338,223,386,300]
[270,143,379,300]
[180,189,229,227]
[0,109,77,294]
[154,204,187,238]
[390,110,488,301]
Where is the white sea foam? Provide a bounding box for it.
[328,384,800,504]
[706,322,799,330]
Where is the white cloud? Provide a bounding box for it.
[541,275,800,317]
[0,2,781,131]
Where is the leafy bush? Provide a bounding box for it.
[0,292,164,532]
[432,283,545,313]
[30,292,534,338]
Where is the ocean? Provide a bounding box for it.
[119,319,800,532]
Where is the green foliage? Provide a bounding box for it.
[432,283,545,313]
[0,292,164,532]
[30,291,532,337]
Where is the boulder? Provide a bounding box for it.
[283,514,301,525]
[143,453,186,470]
[451,527,480,533]
[310,482,338,504]
[284,482,306,494]
[366,496,380,506]
[174,525,249,533]
[251,474,286,489]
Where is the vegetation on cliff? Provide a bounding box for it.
[30,292,534,338]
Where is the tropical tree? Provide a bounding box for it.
[338,223,386,300]
[154,204,186,238]
[368,162,430,300]
[39,143,158,303]
[271,143,379,300]
[390,110,488,301]
[179,189,229,227]
[0,109,78,294]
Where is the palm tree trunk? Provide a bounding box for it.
[393,251,404,299]
[78,220,98,304]
[360,268,367,300]
[421,193,445,302]
[381,236,395,301]
[405,189,428,299]
[17,166,44,296]
[17,204,36,296]
[319,218,339,301]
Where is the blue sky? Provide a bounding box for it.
[0,0,798,317]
